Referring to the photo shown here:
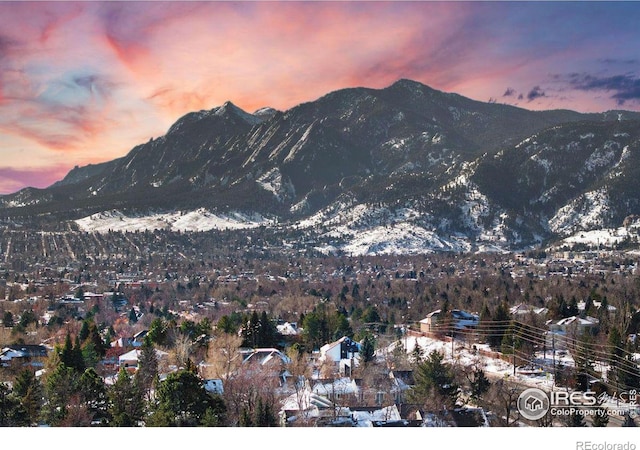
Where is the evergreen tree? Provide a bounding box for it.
[488,302,510,350]
[108,368,144,427]
[239,406,253,426]
[258,311,278,348]
[87,320,108,358]
[618,344,640,391]
[2,311,14,328]
[12,369,42,425]
[79,368,108,424]
[179,320,198,339]
[567,296,579,317]
[330,310,353,339]
[148,317,169,346]
[128,308,138,324]
[79,320,90,343]
[409,350,459,409]
[301,310,324,350]
[195,317,212,342]
[607,326,625,387]
[500,321,520,355]
[147,370,226,426]
[72,335,86,373]
[0,383,25,426]
[135,336,159,401]
[301,304,332,350]
[410,339,424,365]
[360,334,376,365]
[81,341,100,369]
[59,333,74,368]
[478,303,493,346]
[241,311,261,348]
[42,363,79,425]
[217,315,237,334]
[255,396,277,427]
[468,367,491,404]
[254,398,266,427]
[362,306,381,326]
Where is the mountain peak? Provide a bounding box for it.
[390,78,425,87]
[215,100,244,116]
[215,101,263,125]
[387,78,435,92]
[253,106,279,120]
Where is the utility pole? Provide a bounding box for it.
[552,333,556,388]
[451,325,455,358]
[512,334,516,376]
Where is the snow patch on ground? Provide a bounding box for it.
[392,334,567,392]
[558,219,640,247]
[530,153,552,173]
[549,188,610,235]
[339,223,467,256]
[584,145,617,172]
[560,228,630,247]
[256,168,294,202]
[75,208,272,233]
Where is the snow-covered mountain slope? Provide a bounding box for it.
[4,79,640,254]
[75,209,273,233]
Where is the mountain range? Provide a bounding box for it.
[3,79,640,255]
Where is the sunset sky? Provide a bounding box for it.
[1,1,639,194]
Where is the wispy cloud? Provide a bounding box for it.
[598,58,639,66]
[564,73,640,105]
[527,86,546,102]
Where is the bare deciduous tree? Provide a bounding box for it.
[485,378,521,426]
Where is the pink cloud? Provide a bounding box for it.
[118,2,471,116]
[0,1,639,193]
[0,165,70,194]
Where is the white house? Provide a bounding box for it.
[118,348,169,372]
[547,315,599,334]
[277,322,300,336]
[242,347,291,367]
[311,377,360,404]
[319,336,362,376]
[577,300,617,318]
[389,369,414,404]
[419,309,479,332]
[545,315,599,350]
[510,303,549,317]
[320,336,361,363]
[240,347,292,386]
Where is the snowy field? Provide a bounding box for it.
[75,208,273,233]
[390,333,574,392]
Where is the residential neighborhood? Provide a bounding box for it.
[1,238,639,427]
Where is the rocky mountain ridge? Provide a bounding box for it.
[3,79,640,254]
